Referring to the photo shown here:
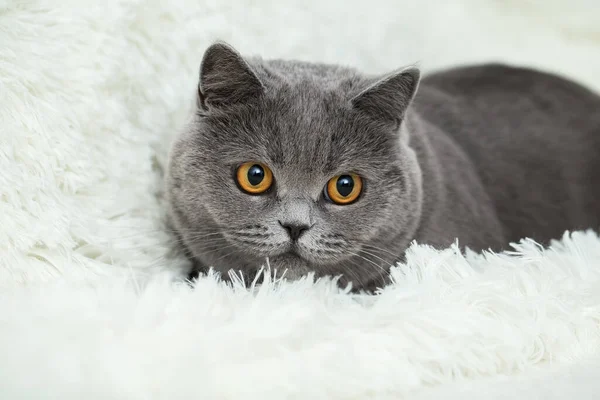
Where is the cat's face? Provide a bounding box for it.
[166,42,423,290]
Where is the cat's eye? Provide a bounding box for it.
[236,162,273,194]
[324,173,363,205]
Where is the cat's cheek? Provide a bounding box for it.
[214,193,280,228]
[354,196,403,240]
[319,198,365,214]
[319,208,370,241]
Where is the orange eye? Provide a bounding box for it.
[325,173,363,205]
[236,162,273,194]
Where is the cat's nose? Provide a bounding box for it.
[278,220,311,241]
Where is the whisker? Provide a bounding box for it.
[361,244,401,260]
[346,250,390,287]
[358,248,395,269]
[343,258,368,291]
[206,244,243,265]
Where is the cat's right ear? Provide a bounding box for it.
[197,42,264,111]
[350,66,420,127]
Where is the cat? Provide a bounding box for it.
[165,41,600,291]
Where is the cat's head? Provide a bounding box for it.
[166,42,423,290]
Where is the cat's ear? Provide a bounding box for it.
[351,66,420,126]
[198,42,264,111]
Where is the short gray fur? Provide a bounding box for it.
[166,41,600,291]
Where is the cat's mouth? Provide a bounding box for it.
[271,249,308,265]
[265,250,314,278]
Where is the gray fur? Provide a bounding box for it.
[166,41,600,290]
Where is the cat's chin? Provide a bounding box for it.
[266,252,314,280]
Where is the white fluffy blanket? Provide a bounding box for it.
[2,1,600,398]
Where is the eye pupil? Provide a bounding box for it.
[237,162,273,194]
[336,175,354,197]
[247,165,265,186]
[325,173,362,205]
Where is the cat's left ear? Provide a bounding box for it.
[351,66,420,126]
[198,41,265,111]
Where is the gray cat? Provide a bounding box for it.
[166,41,600,291]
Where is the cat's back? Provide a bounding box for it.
[415,63,600,182]
[414,63,600,244]
[417,63,600,137]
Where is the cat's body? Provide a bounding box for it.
[410,64,600,252]
[166,42,600,290]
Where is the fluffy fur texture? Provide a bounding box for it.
[2,0,600,398]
